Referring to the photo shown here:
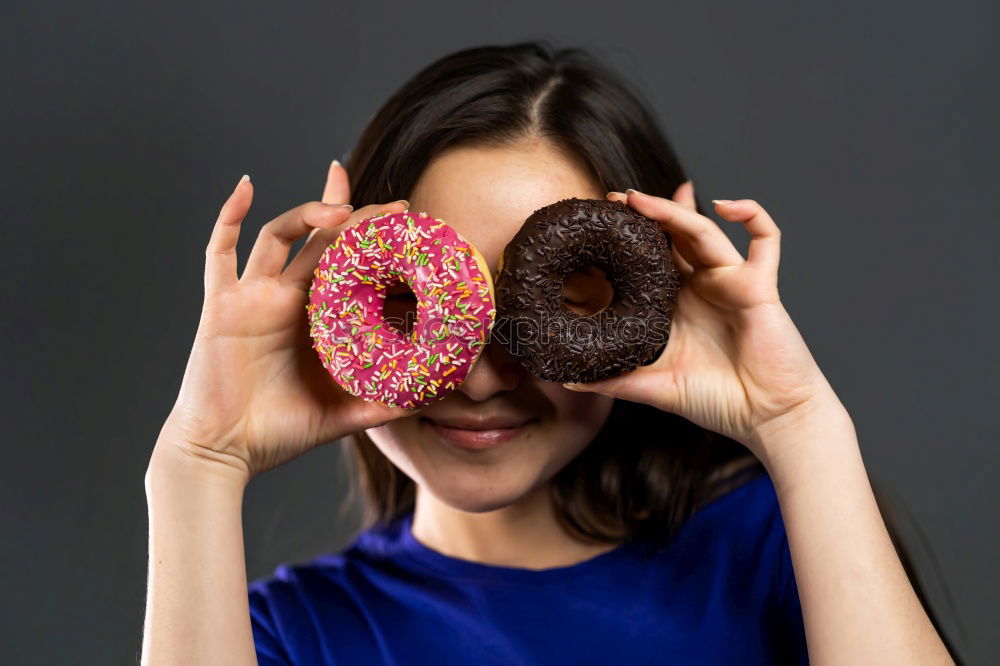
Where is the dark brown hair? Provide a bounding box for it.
[339,40,963,662]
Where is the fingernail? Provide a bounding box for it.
[607,191,626,198]
[712,199,734,205]
[232,174,250,194]
[330,159,341,169]
[394,199,410,208]
[625,188,643,196]
[324,203,354,211]
[563,382,583,391]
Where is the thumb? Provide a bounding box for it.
[563,365,680,413]
[366,401,427,424]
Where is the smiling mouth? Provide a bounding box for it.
[420,416,534,450]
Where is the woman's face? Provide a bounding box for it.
[363,138,615,513]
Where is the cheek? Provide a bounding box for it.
[537,383,615,442]
[515,387,614,493]
[363,416,424,480]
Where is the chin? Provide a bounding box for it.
[419,471,540,514]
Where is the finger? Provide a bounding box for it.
[241,201,354,281]
[309,158,352,250]
[205,175,253,294]
[668,181,700,276]
[282,200,411,290]
[671,180,696,211]
[625,188,745,268]
[712,199,781,276]
[337,394,427,434]
[608,189,696,277]
[322,159,351,205]
[305,189,410,244]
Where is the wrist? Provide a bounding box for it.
[748,390,856,473]
[146,437,251,496]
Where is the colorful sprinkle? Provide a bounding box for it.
[306,211,495,408]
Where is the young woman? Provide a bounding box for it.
[141,42,958,664]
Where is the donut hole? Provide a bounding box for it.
[562,265,614,316]
[382,277,418,336]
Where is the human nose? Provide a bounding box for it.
[457,338,524,401]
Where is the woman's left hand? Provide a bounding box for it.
[564,185,844,454]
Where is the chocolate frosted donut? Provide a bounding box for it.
[494,197,681,384]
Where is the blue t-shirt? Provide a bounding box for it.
[248,471,808,665]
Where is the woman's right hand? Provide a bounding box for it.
[154,163,415,482]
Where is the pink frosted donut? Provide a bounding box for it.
[306,210,496,408]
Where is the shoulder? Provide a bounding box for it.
[246,514,415,621]
[669,467,794,601]
[698,467,808,658]
[248,549,361,614]
[247,556,341,624]
[686,464,784,541]
[248,515,410,613]
[248,547,381,664]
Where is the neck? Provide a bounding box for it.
[410,482,620,570]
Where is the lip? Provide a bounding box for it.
[421,416,533,450]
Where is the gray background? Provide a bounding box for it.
[2,1,996,663]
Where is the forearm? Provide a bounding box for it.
[751,397,953,665]
[141,440,258,666]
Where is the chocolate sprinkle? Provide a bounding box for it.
[494,197,681,383]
